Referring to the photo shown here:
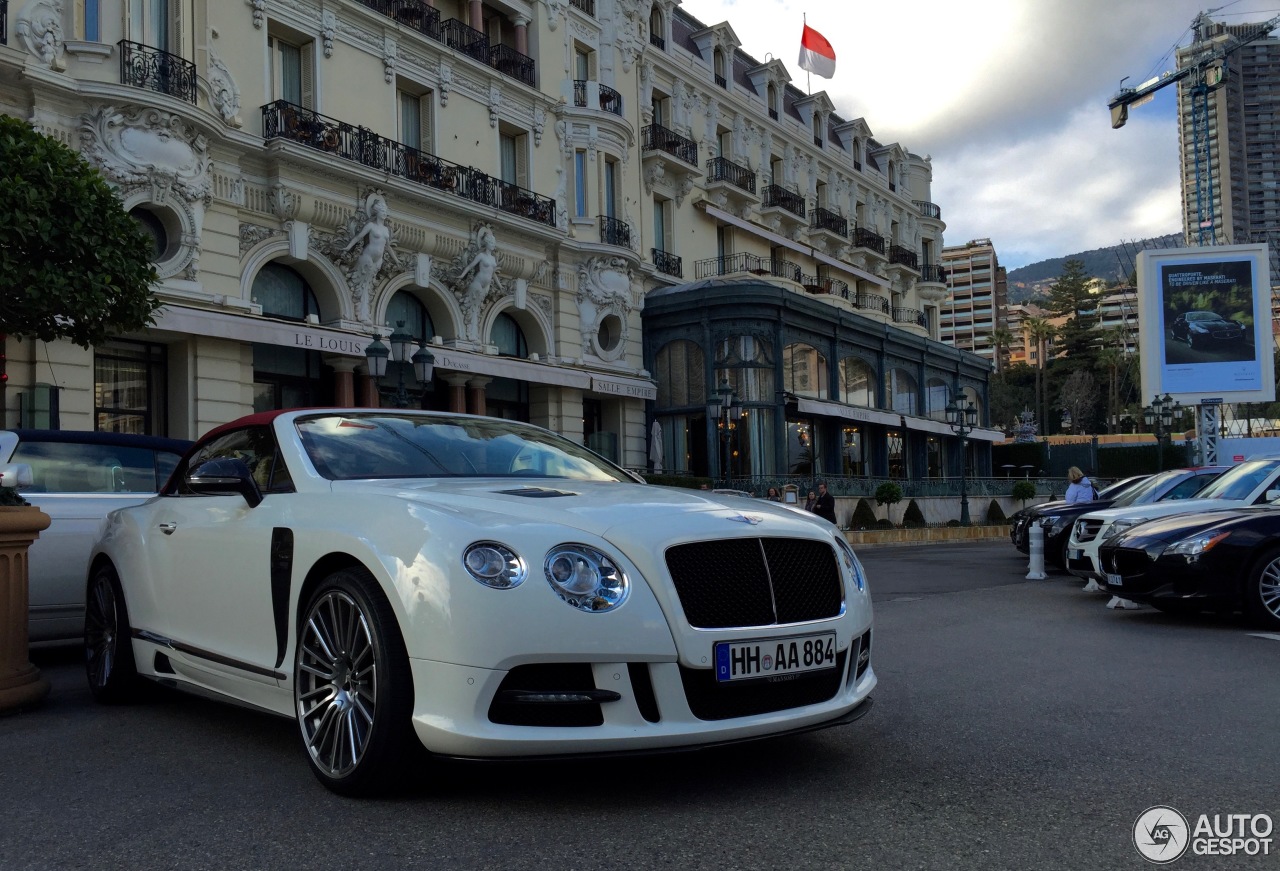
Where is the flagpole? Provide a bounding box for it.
[803,12,811,95]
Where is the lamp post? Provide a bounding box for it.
[706,377,740,481]
[946,390,979,526]
[365,320,435,408]
[1143,393,1183,471]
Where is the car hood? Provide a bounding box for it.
[330,478,835,541]
[1109,506,1274,548]
[1032,498,1116,519]
[1076,496,1252,524]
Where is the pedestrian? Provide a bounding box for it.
[803,489,818,512]
[765,486,782,502]
[812,481,838,524]
[1064,466,1095,504]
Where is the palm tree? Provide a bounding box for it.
[1024,317,1057,432]
[991,326,1015,375]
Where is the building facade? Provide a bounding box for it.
[939,238,1006,367]
[0,0,991,481]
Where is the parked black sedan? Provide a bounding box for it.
[1171,310,1247,349]
[1098,506,1280,627]
[1009,475,1146,554]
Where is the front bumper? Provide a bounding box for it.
[1098,547,1238,607]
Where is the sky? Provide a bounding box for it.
[680,0,1280,271]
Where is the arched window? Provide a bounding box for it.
[715,334,774,403]
[655,340,705,408]
[252,262,319,322]
[783,342,828,400]
[925,377,950,420]
[386,291,434,343]
[492,312,527,358]
[962,386,982,426]
[713,49,726,85]
[812,114,822,143]
[885,367,918,415]
[767,83,778,118]
[837,357,875,407]
[648,7,663,47]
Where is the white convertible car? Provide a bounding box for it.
[86,409,875,795]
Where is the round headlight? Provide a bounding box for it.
[544,544,629,612]
[463,542,526,589]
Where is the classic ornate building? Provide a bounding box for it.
[0,0,992,477]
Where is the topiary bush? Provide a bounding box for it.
[851,498,878,530]
[873,518,893,529]
[1011,480,1036,508]
[985,499,1007,525]
[874,482,903,507]
[902,499,925,528]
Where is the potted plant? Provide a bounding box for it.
[0,471,52,712]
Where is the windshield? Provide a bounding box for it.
[1194,459,1280,501]
[1110,470,1182,507]
[1187,312,1221,322]
[295,413,628,482]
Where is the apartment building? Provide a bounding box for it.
[0,0,993,478]
[939,239,1007,368]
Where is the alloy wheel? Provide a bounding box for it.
[1259,558,1280,621]
[84,573,120,690]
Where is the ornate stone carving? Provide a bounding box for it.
[269,183,298,221]
[439,62,452,106]
[205,52,243,128]
[441,224,506,342]
[321,10,336,58]
[539,0,566,31]
[80,106,211,203]
[488,85,502,128]
[329,192,403,324]
[576,256,636,362]
[532,105,546,147]
[16,0,66,71]
[246,0,266,29]
[643,159,665,195]
[383,37,397,83]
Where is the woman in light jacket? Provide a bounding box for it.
[1064,466,1095,504]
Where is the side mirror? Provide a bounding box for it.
[0,463,34,488]
[187,457,263,508]
[1266,489,1280,504]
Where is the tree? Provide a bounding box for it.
[1024,316,1057,434]
[0,116,160,349]
[1058,369,1097,435]
[991,326,1015,375]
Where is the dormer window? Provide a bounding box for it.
[649,7,664,49]
[713,49,727,88]
[813,114,823,148]
[767,83,778,120]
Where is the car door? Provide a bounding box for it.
[144,426,292,678]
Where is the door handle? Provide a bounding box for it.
[158,522,177,535]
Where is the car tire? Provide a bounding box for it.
[84,563,142,704]
[294,566,418,796]
[1245,548,1280,630]
[1188,333,1197,350]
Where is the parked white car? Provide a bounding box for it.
[0,429,189,643]
[85,409,876,795]
[1066,455,1280,582]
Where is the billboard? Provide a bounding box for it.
[1137,244,1275,405]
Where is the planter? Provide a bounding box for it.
[0,505,53,712]
[843,524,1010,547]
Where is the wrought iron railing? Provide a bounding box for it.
[642,123,698,165]
[261,101,556,227]
[762,184,805,218]
[822,277,850,296]
[768,108,778,120]
[914,200,942,220]
[358,0,441,38]
[650,33,665,49]
[769,258,802,281]
[598,83,622,115]
[853,226,886,254]
[889,244,919,269]
[118,40,197,104]
[439,18,490,64]
[694,253,774,278]
[570,0,595,15]
[811,207,847,237]
[814,135,823,147]
[853,160,862,171]
[714,74,727,88]
[599,215,632,247]
[652,248,682,278]
[573,80,588,107]
[920,264,947,283]
[893,307,923,326]
[490,44,535,86]
[706,156,756,193]
[852,292,889,315]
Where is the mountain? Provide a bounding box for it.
[1005,233,1184,287]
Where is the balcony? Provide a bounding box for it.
[768,108,778,121]
[920,264,947,283]
[694,253,796,280]
[642,123,698,167]
[573,81,621,115]
[599,215,632,247]
[759,184,806,234]
[914,200,942,221]
[652,248,683,278]
[763,184,805,218]
[893,307,926,329]
[800,275,849,296]
[570,0,595,15]
[702,156,759,214]
[439,18,491,65]
[490,44,535,86]
[888,245,919,270]
[715,74,727,88]
[851,292,890,316]
[650,32,665,49]
[261,101,556,228]
[852,227,885,256]
[118,40,197,104]
[358,0,441,38]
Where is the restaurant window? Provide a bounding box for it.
[655,340,705,409]
[783,342,828,399]
[787,419,816,475]
[492,312,528,358]
[925,377,949,421]
[252,262,320,322]
[841,426,864,476]
[885,367,918,415]
[95,340,167,435]
[927,436,943,478]
[837,356,875,407]
[386,291,434,343]
[486,377,529,423]
[887,430,906,479]
[253,344,327,412]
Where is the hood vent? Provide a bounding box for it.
[496,487,578,498]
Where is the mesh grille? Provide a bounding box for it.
[1076,519,1104,542]
[665,537,842,629]
[679,650,847,720]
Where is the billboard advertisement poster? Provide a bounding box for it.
[1137,244,1275,406]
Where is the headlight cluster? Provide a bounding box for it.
[1105,518,1143,539]
[1165,530,1230,558]
[833,535,867,592]
[1040,514,1063,531]
[463,540,630,612]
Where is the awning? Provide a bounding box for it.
[967,427,1006,443]
[796,398,902,427]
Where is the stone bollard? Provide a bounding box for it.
[1026,519,1047,580]
[0,504,52,712]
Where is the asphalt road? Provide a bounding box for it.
[2,542,1277,870]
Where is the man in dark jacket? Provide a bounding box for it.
[812,482,838,524]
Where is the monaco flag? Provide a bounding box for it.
[798,24,836,79]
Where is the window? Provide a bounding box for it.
[887,430,906,479]
[716,128,731,159]
[837,357,875,407]
[713,49,726,86]
[81,0,101,41]
[604,158,618,218]
[129,0,170,50]
[885,367,918,415]
[927,436,942,478]
[767,83,779,119]
[499,127,529,187]
[654,340,705,409]
[398,88,432,153]
[387,291,434,343]
[492,312,527,357]
[648,7,664,47]
[574,46,591,80]
[95,340,167,435]
[652,94,668,127]
[179,427,294,494]
[653,196,669,252]
[252,262,319,321]
[574,150,587,217]
[270,35,314,107]
[253,345,326,412]
[783,343,828,400]
[716,224,731,259]
[841,426,864,476]
[925,377,949,420]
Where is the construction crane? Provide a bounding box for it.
[1109,11,1280,246]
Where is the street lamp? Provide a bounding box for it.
[946,389,979,526]
[1143,393,1183,470]
[706,377,740,480]
[365,320,435,409]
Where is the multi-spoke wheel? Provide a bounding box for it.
[1247,549,1280,629]
[295,567,416,795]
[84,563,140,703]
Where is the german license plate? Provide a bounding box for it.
[1069,548,1083,561]
[715,632,837,682]
[1106,573,1123,587]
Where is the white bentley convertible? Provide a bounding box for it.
[85,409,875,795]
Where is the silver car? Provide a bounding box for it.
[0,429,189,643]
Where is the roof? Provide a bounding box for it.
[7,429,191,452]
